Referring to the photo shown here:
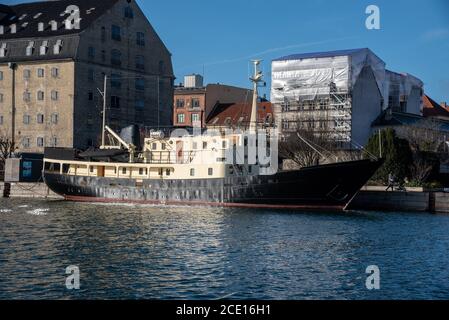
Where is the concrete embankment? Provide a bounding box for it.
[0,182,63,200]
[349,186,449,213]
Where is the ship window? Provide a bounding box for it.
[166,169,171,176]
[122,168,127,174]
[192,142,198,150]
[222,141,227,148]
[161,143,166,150]
[152,143,157,150]
[190,168,195,177]
[248,165,252,174]
[139,168,144,175]
[90,166,94,173]
[208,168,213,176]
[203,142,207,149]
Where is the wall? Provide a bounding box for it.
[0,60,75,153]
[205,84,252,117]
[351,66,383,147]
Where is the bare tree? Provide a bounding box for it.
[0,131,17,182]
[279,129,337,168]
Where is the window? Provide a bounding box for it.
[37,137,44,147]
[0,43,7,57]
[51,137,57,147]
[124,7,134,19]
[190,168,195,177]
[51,113,58,124]
[51,90,58,101]
[40,40,48,55]
[135,98,145,109]
[26,41,34,56]
[111,96,120,108]
[111,49,121,66]
[101,50,106,62]
[0,71,3,80]
[161,143,166,150]
[53,40,63,55]
[208,168,213,176]
[111,74,122,88]
[0,115,3,125]
[23,91,31,102]
[88,46,95,59]
[37,68,45,78]
[51,67,59,78]
[37,114,44,124]
[111,25,121,41]
[23,69,31,79]
[135,78,145,91]
[136,32,145,46]
[88,92,93,101]
[177,113,185,124]
[152,143,157,150]
[88,69,95,81]
[37,91,45,101]
[22,137,30,148]
[192,113,200,123]
[23,114,30,124]
[101,26,106,41]
[176,99,185,108]
[0,93,3,103]
[222,141,227,149]
[203,142,207,149]
[192,142,198,150]
[139,168,144,175]
[122,168,127,175]
[166,169,171,176]
[192,98,200,108]
[135,55,145,70]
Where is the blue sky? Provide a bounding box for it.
[4,0,449,102]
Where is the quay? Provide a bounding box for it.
[2,182,449,214]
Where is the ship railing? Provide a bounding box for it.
[144,151,197,164]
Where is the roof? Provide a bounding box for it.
[0,0,119,40]
[372,110,449,132]
[423,95,449,119]
[273,48,370,61]
[206,102,273,128]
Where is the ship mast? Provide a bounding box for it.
[249,60,264,134]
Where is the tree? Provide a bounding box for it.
[365,128,413,184]
[279,129,337,168]
[0,131,17,181]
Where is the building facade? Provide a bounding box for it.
[173,79,251,128]
[0,0,174,153]
[271,48,424,148]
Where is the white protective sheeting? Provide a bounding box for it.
[271,48,387,103]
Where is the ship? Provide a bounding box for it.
[43,61,383,210]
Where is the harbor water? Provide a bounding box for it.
[1,198,449,300]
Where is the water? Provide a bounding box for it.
[1,198,449,300]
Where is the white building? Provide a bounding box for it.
[271,48,423,148]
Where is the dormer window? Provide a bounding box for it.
[54,39,63,54]
[26,41,35,56]
[33,13,42,19]
[0,43,7,58]
[10,24,17,34]
[49,20,58,31]
[9,16,17,21]
[19,14,27,21]
[0,26,4,35]
[40,40,48,55]
[38,22,44,32]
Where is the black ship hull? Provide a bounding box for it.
[44,159,382,210]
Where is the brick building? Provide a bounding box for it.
[173,76,251,128]
[0,0,174,153]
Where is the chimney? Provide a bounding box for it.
[441,102,447,109]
